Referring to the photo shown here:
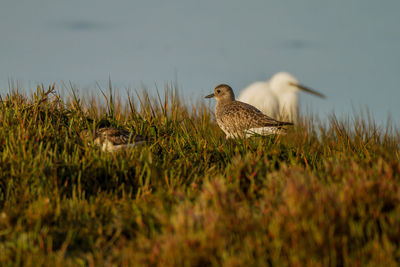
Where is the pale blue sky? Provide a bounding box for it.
[1,0,399,125]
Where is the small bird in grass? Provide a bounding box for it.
[238,72,325,122]
[205,84,293,139]
[80,128,145,152]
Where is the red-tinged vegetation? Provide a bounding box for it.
[0,83,399,266]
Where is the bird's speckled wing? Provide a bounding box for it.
[96,128,131,145]
[216,101,292,133]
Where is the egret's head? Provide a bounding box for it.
[205,84,235,103]
[269,72,325,98]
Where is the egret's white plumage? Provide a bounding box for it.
[238,72,325,122]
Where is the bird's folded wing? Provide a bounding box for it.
[97,128,130,145]
[220,101,291,130]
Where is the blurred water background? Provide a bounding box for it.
[1,0,399,125]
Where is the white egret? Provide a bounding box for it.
[237,72,325,122]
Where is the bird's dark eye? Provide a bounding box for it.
[216,90,221,94]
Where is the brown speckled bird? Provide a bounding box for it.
[80,128,145,152]
[205,84,293,138]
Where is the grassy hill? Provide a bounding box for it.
[0,83,399,266]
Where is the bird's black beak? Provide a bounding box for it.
[205,93,215,99]
[290,82,325,98]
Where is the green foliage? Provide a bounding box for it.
[0,83,399,266]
